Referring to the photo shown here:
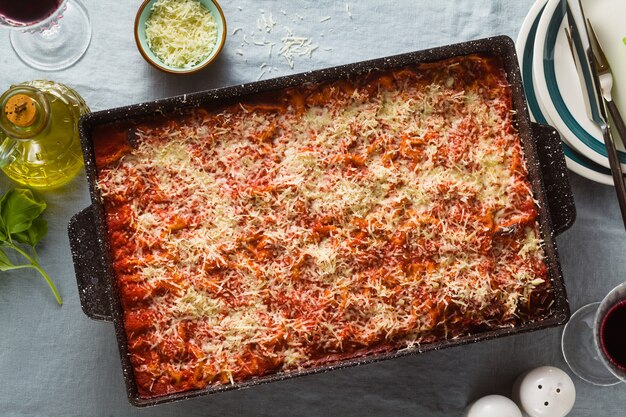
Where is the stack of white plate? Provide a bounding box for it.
[517,0,626,185]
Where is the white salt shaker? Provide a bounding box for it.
[462,394,523,417]
[512,366,576,417]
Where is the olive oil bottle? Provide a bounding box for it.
[0,80,89,189]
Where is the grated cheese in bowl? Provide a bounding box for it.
[144,0,219,69]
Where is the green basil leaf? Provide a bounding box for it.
[0,188,46,236]
[13,218,48,247]
[0,248,14,271]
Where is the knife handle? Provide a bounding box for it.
[606,99,626,149]
[601,124,626,229]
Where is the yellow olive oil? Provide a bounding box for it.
[0,80,89,189]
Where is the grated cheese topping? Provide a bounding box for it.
[144,0,218,69]
[96,55,553,398]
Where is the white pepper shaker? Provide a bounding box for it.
[512,366,576,417]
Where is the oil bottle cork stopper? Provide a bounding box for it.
[4,94,38,128]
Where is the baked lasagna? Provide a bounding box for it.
[95,54,552,398]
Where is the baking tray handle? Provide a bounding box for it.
[68,206,113,322]
[532,122,576,235]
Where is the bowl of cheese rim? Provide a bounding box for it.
[135,0,227,74]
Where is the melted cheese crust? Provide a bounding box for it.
[96,55,552,398]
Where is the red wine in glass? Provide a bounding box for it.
[0,0,61,26]
[1,0,90,71]
[600,300,626,371]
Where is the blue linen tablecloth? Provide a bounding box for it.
[0,1,625,416]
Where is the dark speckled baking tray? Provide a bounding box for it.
[68,35,576,407]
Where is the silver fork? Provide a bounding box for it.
[565,13,626,229]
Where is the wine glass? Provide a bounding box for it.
[0,0,92,71]
[561,281,626,386]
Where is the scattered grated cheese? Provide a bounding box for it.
[278,27,318,69]
[229,8,334,78]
